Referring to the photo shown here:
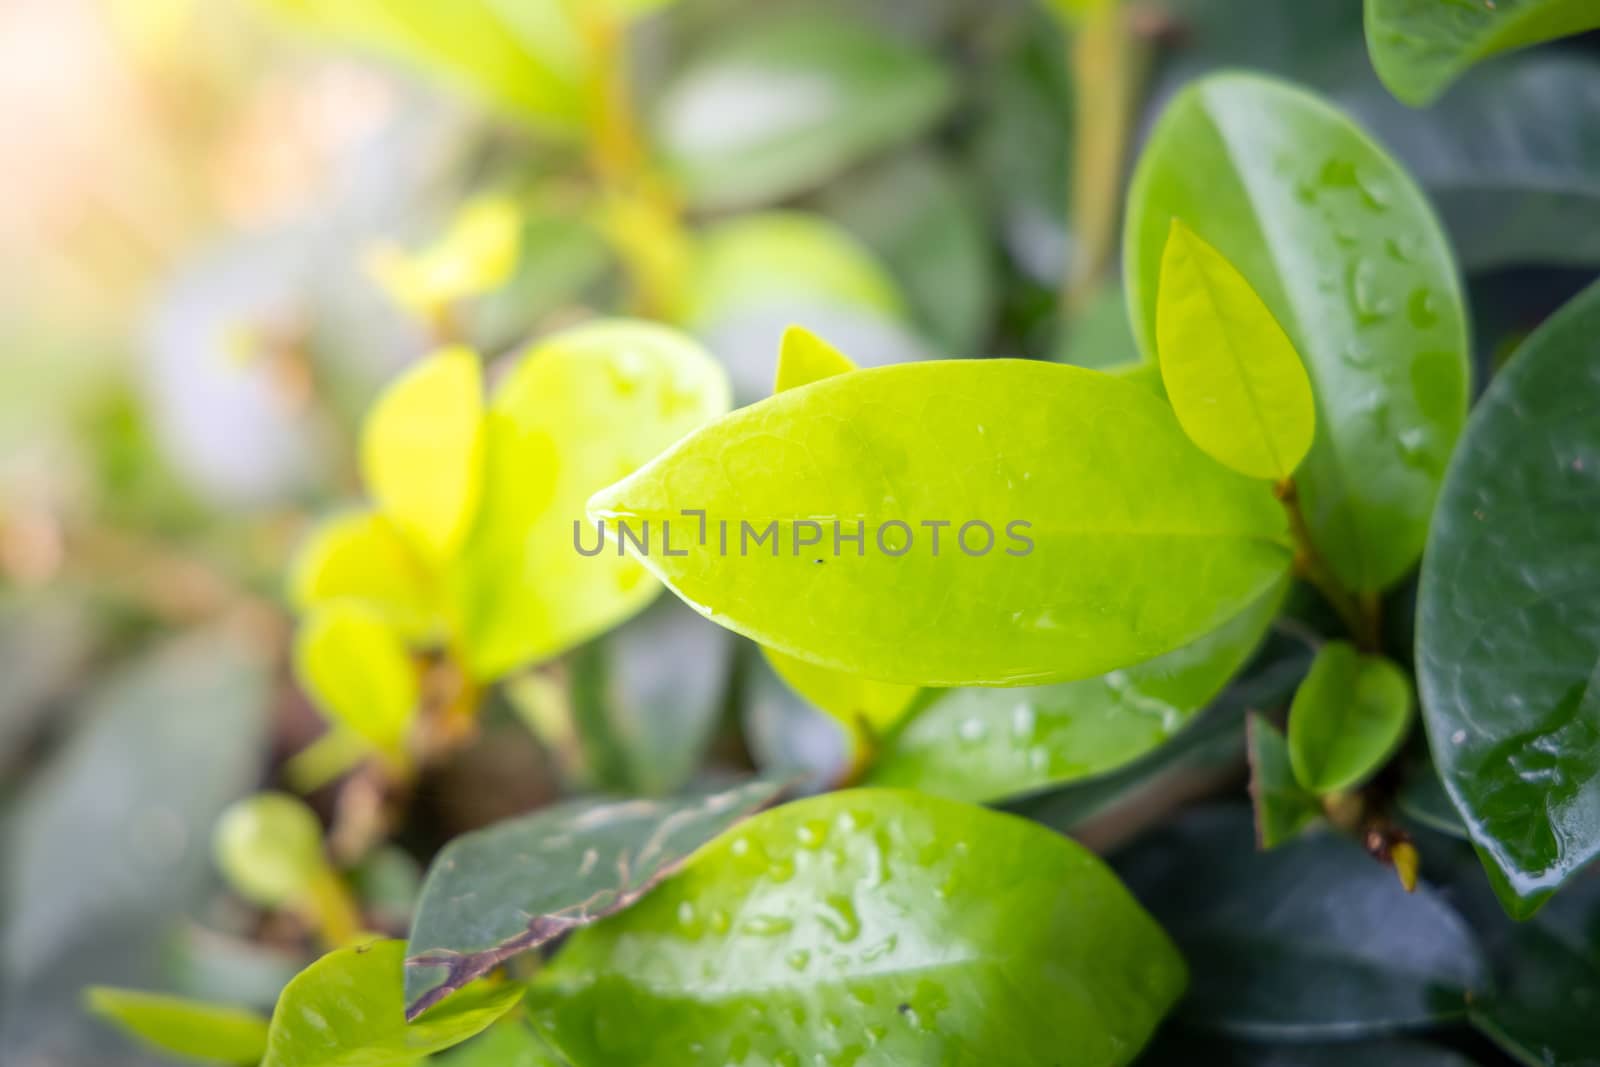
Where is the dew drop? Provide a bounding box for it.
[816,894,862,943]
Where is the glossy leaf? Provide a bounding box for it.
[360,346,485,559]
[294,604,417,761]
[404,779,785,1017]
[447,320,731,679]
[589,359,1292,687]
[1126,72,1469,593]
[1417,277,1600,916]
[1365,0,1600,105]
[529,789,1186,1066]
[774,324,856,394]
[1287,642,1412,794]
[867,583,1282,802]
[86,988,269,1065]
[652,13,954,210]
[288,510,443,645]
[258,0,587,128]
[1157,219,1315,481]
[263,940,519,1067]
[1115,806,1489,1039]
[1248,715,1323,849]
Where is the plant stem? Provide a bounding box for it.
[1276,480,1381,652]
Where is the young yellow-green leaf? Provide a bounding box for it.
[288,510,443,644]
[1157,219,1315,481]
[1125,72,1470,593]
[867,581,1283,802]
[774,324,856,393]
[294,604,418,761]
[1248,714,1323,849]
[529,789,1185,1066]
[213,793,328,910]
[589,360,1291,687]
[368,198,523,324]
[361,347,485,560]
[1365,0,1600,106]
[86,988,269,1065]
[1288,642,1413,794]
[263,940,519,1067]
[404,779,786,1017]
[763,646,920,756]
[448,320,731,680]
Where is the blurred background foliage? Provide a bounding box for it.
[1,0,1597,1063]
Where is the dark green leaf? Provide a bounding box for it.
[264,940,519,1067]
[404,778,785,1016]
[530,789,1186,1066]
[1115,807,1489,1039]
[1418,277,1600,917]
[1136,1030,1484,1066]
[1248,714,1323,849]
[1396,759,1469,840]
[654,12,954,210]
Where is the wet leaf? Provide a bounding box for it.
[529,789,1185,1066]
[589,359,1291,686]
[288,510,444,645]
[1286,642,1412,793]
[403,778,786,1017]
[1417,277,1600,917]
[1156,219,1315,481]
[1364,0,1600,106]
[1115,806,1489,1039]
[294,603,418,762]
[867,583,1282,802]
[360,346,485,559]
[1126,72,1470,593]
[263,940,518,1067]
[1248,714,1323,849]
[448,320,730,680]
[653,12,953,210]
[86,988,269,1065]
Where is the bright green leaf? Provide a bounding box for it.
[652,13,954,210]
[447,319,731,680]
[294,604,418,761]
[433,1021,559,1067]
[589,359,1291,687]
[530,789,1185,1066]
[288,510,443,644]
[1248,714,1323,849]
[1365,0,1600,105]
[868,582,1283,802]
[361,347,485,560]
[86,988,269,1065]
[1156,219,1315,481]
[774,324,856,393]
[213,793,328,911]
[263,940,518,1067]
[1418,277,1600,917]
[404,779,785,1016]
[1125,72,1469,593]
[1287,642,1412,794]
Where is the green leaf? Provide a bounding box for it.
[867,582,1283,802]
[213,793,329,911]
[764,646,920,758]
[529,789,1185,1066]
[1156,219,1315,481]
[589,359,1291,687]
[263,940,519,1067]
[447,320,731,680]
[652,12,954,210]
[404,779,786,1017]
[1417,277,1600,917]
[86,988,269,1065]
[1364,0,1600,106]
[294,603,418,762]
[1247,714,1323,849]
[1287,642,1413,794]
[257,0,587,128]
[1125,72,1469,593]
[360,346,485,560]
[288,510,443,645]
[1115,807,1489,1039]
[740,647,854,792]
[773,324,856,393]
[433,1021,559,1067]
